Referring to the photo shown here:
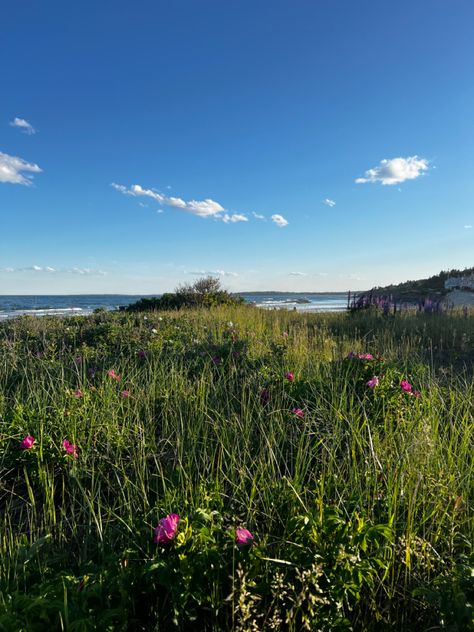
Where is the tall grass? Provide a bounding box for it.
[0,306,472,630]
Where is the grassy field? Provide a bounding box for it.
[0,306,472,631]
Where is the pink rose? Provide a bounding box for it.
[366,376,379,389]
[20,435,35,450]
[235,527,254,546]
[154,513,180,544]
[63,439,78,459]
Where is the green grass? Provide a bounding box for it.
[0,306,472,631]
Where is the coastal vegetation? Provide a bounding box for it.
[371,266,474,301]
[124,276,244,312]
[0,306,472,630]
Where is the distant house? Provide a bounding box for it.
[445,273,474,290]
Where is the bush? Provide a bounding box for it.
[124,276,244,311]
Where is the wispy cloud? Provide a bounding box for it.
[184,269,238,277]
[289,271,307,277]
[355,156,429,185]
[68,267,107,275]
[323,198,336,207]
[112,182,282,225]
[222,213,248,223]
[112,182,225,218]
[0,266,106,275]
[464,225,472,229]
[0,151,42,185]
[271,214,289,227]
[10,117,36,135]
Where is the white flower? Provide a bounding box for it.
[151,328,158,334]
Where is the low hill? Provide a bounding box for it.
[372,266,474,301]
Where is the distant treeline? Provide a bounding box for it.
[371,266,474,300]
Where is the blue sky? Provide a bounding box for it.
[1,0,473,294]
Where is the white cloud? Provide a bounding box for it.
[0,151,42,185]
[464,225,472,229]
[185,269,238,277]
[112,182,225,218]
[289,271,307,277]
[222,213,248,223]
[68,267,107,275]
[355,156,429,185]
[271,214,289,227]
[323,198,336,207]
[10,117,36,135]
[252,212,266,220]
[2,266,106,275]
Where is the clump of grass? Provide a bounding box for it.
[0,307,472,630]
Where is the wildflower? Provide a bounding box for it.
[151,328,158,334]
[121,390,130,398]
[282,331,289,337]
[137,350,146,359]
[413,389,421,398]
[400,380,412,393]
[358,353,374,360]
[73,389,83,398]
[347,351,356,359]
[285,372,295,382]
[292,408,305,418]
[260,388,270,405]
[212,356,222,365]
[63,439,78,459]
[20,435,35,450]
[235,527,254,546]
[366,376,379,389]
[154,513,180,544]
[232,351,240,359]
[107,369,120,381]
[228,321,234,327]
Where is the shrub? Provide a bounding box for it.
[124,276,244,311]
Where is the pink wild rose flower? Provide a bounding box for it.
[63,439,78,459]
[285,372,295,382]
[293,408,305,418]
[107,369,121,381]
[235,527,254,546]
[20,435,35,450]
[400,380,412,393]
[121,390,130,398]
[366,376,379,389]
[154,513,180,544]
[73,389,83,399]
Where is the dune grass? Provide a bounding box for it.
[0,306,472,631]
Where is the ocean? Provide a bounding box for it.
[0,293,349,320]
